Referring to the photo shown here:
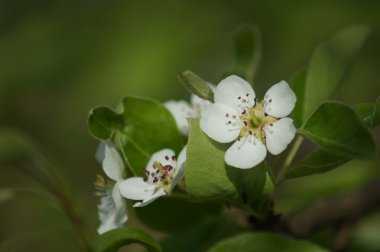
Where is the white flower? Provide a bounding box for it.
[118,147,187,207]
[165,94,212,135]
[95,141,128,234]
[200,75,296,169]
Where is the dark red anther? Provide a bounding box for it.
[270,123,273,126]
[238,96,241,99]
[165,156,169,161]
[161,174,167,180]
[244,121,248,126]
[153,177,158,183]
[269,99,272,103]
[172,156,176,161]
[225,113,229,117]
[246,93,249,96]
[143,178,148,182]
[242,110,246,114]
[264,112,268,117]
[249,131,252,135]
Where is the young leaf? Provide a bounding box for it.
[208,232,327,252]
[185,118,239,201]
[88,106,123,140]
[89,96,183,176]
[225,24,262,83]
[300,101,376,158]
[303,25,370,121]
[95,228,161,252]
[178,70,214,101]
[186,119,267,205]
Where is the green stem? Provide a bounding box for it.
[276,136,304,184]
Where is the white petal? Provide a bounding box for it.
[171,146,186,190]
[214,75,256,113]
[200,103,243,143]
[165,100,195,135]
[146,149,176,173]
[102,141,125,181]
[265,117,296,155]
[112,182,128,224]
[118,177,155,200]
[225,135,267,169]
[133,188,166,207]
[264,81,296,118]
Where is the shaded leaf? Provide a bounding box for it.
[225,24,262,82]
[135,197,222,233]
[178,70,213,101]
[89,96,183,176]
[95,228,161,252]
[290,69,306,128]
[208,232,327,252]
[355,97,380,128]
[88,107,123,140]
[300,101,376,158]
[303,25,370,121]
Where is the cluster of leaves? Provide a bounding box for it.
[86,24,379,251]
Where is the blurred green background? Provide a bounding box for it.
[1,1,380,251]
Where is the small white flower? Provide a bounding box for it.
[118,147,186,207]
[95,141,128,234]
[200,75,296,169]
[165,94,212,135]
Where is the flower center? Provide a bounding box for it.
[94,174,114,197]
[238,100,277,143]
[141,155,177,194]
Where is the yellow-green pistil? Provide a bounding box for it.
[238,101,277,144]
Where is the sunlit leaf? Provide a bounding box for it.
[208,232,327,252]
[88,107,123,140]
[303,25,370,121]
[95,228,161,252]
[178,70,214,101]
[299,101,376,158]
[185,119,267,205]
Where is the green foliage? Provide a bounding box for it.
[178,70,214,101]
[225,24,262,82]
[0,129,34,162]
[95,228,161,252]
[135,197,222,233]
[355,97,380,128]
[290,69,306,128]
[299,102,376,158]
[88,96,183,176]
[88,107,123,140]
[185,119,268,206]
[302,25,370,122]
[208,233,327,252]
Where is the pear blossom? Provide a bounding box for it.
[118,147,186,207]
[200,75,296,169]
[165,94,211,135]
[95,141,128,234]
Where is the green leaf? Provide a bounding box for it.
[135,197,222,233]
[355,97,380,128]
[186,119,267,205]
[300,101,376,158]
[303,25,370,121]
[89,96,183,176]
[225,24,262,82]
[88,106,123,140]
[285,150,350,179]
[208,232,327,252]
[95,228,161,252]
[290,69,306,128]
[178,70,214,101]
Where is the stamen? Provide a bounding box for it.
[165,156,169,161]
[172,156,176,161]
